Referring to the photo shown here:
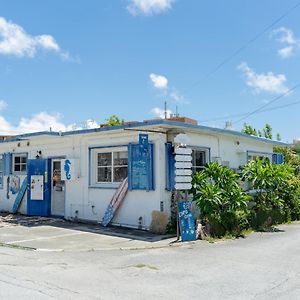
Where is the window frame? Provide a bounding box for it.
[12,153,28,174]
[247,151,272,163]
[90,146,128,188]
[191,147,210,174]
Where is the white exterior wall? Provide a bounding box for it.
[183,132,273,168]
[0,126,276,229]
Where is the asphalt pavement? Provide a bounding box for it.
[0,215,299,299]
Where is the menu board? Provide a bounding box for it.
[178,201,196,242]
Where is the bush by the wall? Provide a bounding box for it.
[190,162,250,237]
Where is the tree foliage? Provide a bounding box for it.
[105,115,125,126]
[241,123,277,140]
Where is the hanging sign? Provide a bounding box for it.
[178,201,196,242]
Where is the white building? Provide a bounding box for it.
[0,118,285,229]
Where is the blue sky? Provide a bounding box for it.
[0,0,300,142]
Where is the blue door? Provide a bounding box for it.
[27,159,51,216]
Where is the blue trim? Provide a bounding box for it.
[88,144,128,150]
[165,143,175,191]
[1,120,288,146]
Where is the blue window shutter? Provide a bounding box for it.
[128,143,133,190]
[148,143,155,191]
[272,153,284,164]
[277,153,284,164]
[3,152,12,176]
[127,143,155,191]
[165,143,175,191]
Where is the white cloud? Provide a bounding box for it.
[170,89,189,104]
[127,0,174,16]
[149,73,168,89]
[0,100,8,112]
[238,62,289,95]
[271,27,300,59]
[0,103,98,135]
[151,106,173,118]
[0,17,71,60]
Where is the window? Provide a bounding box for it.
[192,149,208,173]
[247,152,271,163]
[96,150,128,184]
[13,153,27,173]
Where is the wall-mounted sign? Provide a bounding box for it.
[139,133,149,150]
[61,159,77,181]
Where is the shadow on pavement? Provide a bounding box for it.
[0,213,175,242]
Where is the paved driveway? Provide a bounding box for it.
[0,215,299,299]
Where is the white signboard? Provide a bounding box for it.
[175,147,192,155]
[175,155,192,162]
[175,176,192,183]
[30,175,44,200]
[175,183,192,190]
[61,159,77,181]
[175,169,192,176]
[175,161,192,169]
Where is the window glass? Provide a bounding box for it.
[97,167,112,182]
[114,166,128,182]
[13,154,27,173]
[98,153,112,166]
[96,150,128,184]
[113,151,128,166]
[192,150,207,173]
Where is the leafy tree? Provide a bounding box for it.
[105,115,125,126]
[242,123,257,136]
[242,123,276,140]
[262,123,272,139]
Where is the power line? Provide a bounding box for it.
[187,1,300,91]
[233,82,300,124]
[201,99,300,123]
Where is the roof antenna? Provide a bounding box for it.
[164,101,167,119]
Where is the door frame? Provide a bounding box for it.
[50,158,66,218]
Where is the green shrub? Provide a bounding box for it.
[190,162,250,237]
[240,159,300,228]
